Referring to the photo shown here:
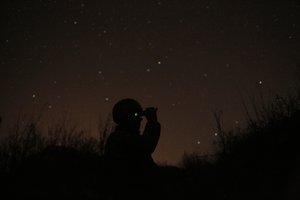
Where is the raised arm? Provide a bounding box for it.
[142,121,161,154]
[141,107,161,154]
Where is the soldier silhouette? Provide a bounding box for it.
[104,98,161,199]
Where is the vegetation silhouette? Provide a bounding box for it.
[180,90,300,200]
[0,91,299,199]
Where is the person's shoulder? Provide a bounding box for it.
[108,130,127,140]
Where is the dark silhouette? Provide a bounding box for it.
[12,145,103,200]
[104,98,161,199]
[2,91,299,199]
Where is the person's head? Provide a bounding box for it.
[112,98,144,132]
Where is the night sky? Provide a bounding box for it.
[0,0,299,165]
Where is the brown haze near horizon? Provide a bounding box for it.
[0,0,299,165]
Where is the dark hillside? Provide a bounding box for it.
[1,92,300,199]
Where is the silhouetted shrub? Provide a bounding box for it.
[0,116,114,199]
[180,89,300,200]
[2,88,300,199]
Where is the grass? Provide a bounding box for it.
[180,88,300,200]
[0,115,113,175]
[0,89,299,199]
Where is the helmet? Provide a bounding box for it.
[112,98,143,125]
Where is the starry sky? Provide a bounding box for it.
[0,0,299,165]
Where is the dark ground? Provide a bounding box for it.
[1,102,300,199]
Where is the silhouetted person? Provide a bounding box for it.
[104,98,161,199]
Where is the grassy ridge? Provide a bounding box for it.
[181,90,300,199]
[0,90,299,199]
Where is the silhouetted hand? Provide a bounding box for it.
[143,107,158,123]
